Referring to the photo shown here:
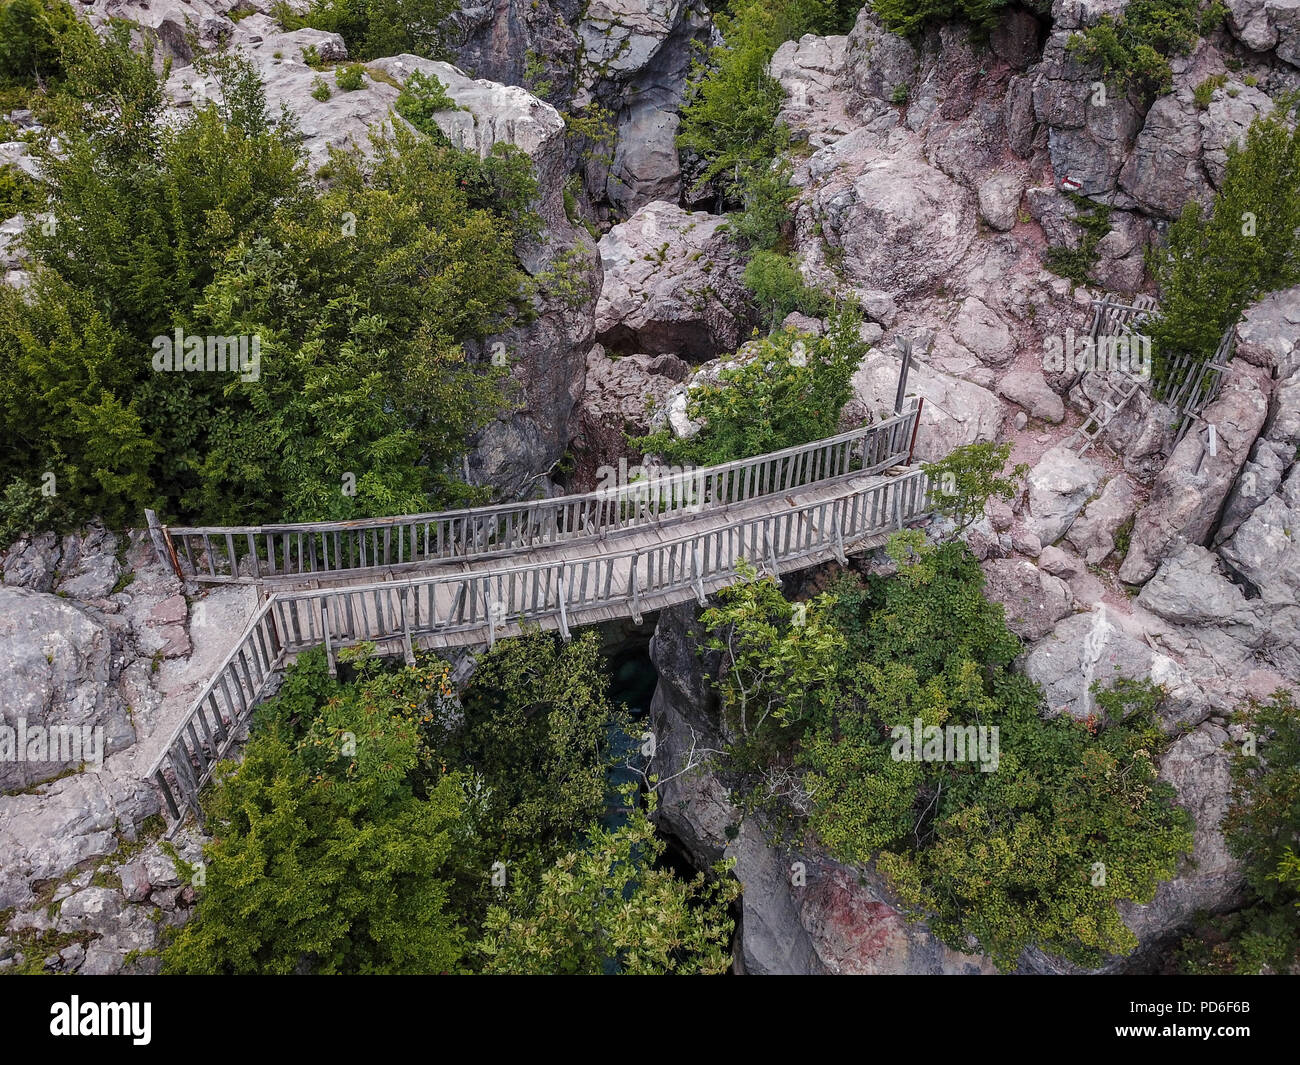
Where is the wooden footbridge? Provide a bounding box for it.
[144,406,936,826]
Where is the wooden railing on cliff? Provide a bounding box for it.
[148,406,924,586]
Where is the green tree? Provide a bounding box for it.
[290,0,456,61]
[478,793,739,974]
[0,0,76,87]
[161,649,471,974]
[1147,102,1300,388]
[0,32,531,531]
[633,305,864,467]
[452,630,629,887]
[700,562,845,758]
[923,441,1027,537]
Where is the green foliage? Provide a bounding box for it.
[700,562,845,759]
[0,161,41,217]
[309,74,330,101]
[0,34,533,528]
[890,82,911,104]
[295,0,456,61]
[394,68,456,137]
[1044,192,1112,286]
[872,0,1013,38]
[1193,72,1227,109]
[162,649,471,974]
[742,249,827,329]
[452,630,629,886]
[923,441,1027,536]
[1147,103,1300,388]
[677,0,854,202]
[1067,0,1227,95]
[0,0,76,87]
[161,633,730,975]
[709,536,1193,970]
[1180,692,1300,973]
[479,792,739,974]
[334,62,365,91]
[727,160,797,253]
[632,305,864,467]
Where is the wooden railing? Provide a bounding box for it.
[147,466,935,825]
[157,407,922,584]
[147,597,286,823]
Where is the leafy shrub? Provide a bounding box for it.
[872,0,1014,38]
[677,0,856,205]
[1193,72,1227,109]
[0,0,77,87]
[161,649,471,974]
[479,793,739,974]
[0,161,41,217]
[633,306,865,467]
[1067,0,1227,95]
[309,74,330,101]
[334,62,365,91]
[742,248,827,328]
[393,68,457,137]
[923,441,1027,535]
[1043,191,1112,286]
[726,160,797,253]
[296,0,456,62]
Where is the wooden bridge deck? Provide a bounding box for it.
[144,419,936,827]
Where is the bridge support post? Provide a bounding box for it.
[832,505,847,566]
[146,509,186,583]
[556,566,571,640]
[692,543,706,605]
[399,587,415,666]
[630,555,643,625]
[320,600,337,677]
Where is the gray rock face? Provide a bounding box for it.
[1235,284,1300,374]
[1025,445,1102,546]
[1,532,61,592]
[570,346,688,485]
[980,558,1074,640]
[773,33,854,144]
[595,201,752,359]
[607,104,681,210]
[1118,92,1213,219]
[1220,464,1300,611]
[846,352,1004,463]
[1119,364,1271,585]
[0,588,134,791]
[799,136,976,297]
[978,169,1027,231]
[1023,607,1210,729]
[999,369,1065,423]
[55,525,120,601]
[1066,473,1137,564]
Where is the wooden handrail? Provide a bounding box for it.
[159,408,921,583]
